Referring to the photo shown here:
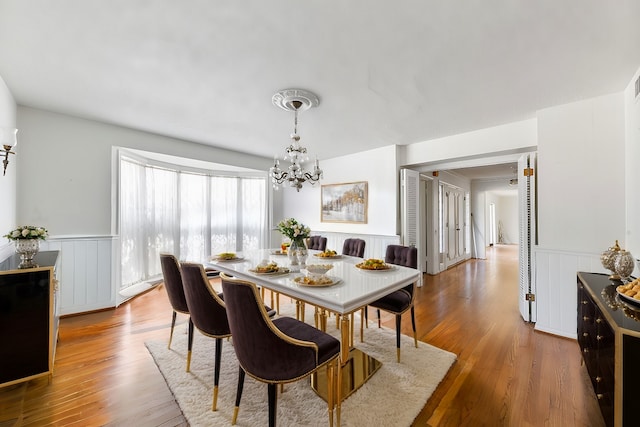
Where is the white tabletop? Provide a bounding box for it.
[207,249,420,314]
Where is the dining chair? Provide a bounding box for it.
[307,235,328,251]
[342,238,366,257]
[179,262,232,411]
[220,273,341,427]
[159,253,193,372]
[365,244,419,362]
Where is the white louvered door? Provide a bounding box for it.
[518,153,537,322]
[400,168,423,285]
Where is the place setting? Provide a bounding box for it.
[312,249,342,260]
[293,264,342,287]
[355,258,396,272]
[248,260,290,276]
[210,252,245,262]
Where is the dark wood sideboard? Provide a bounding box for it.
[0,251,60,387]
[577,272,640,427]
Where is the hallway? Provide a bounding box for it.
[412,244,602,426]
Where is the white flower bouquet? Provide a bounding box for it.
[4,225,48,241]
[276,218,310,241]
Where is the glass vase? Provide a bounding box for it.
[288,238,308,269]
[15,238,40,269]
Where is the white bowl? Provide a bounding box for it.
[305,264,333,276]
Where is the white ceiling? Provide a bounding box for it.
[1,1,639,167]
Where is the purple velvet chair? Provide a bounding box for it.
[180,262,231,411]
[159,253,193,371]
[307,235,327,251]
[220,273,341,427]
[366,244,419,362]
[342,238,366,257]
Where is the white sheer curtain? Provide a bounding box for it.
[179,172,209,262]
[119,156,267,290]
[145,167,179,277]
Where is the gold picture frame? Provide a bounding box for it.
[321,181,368,223]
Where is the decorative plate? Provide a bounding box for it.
[616,288,640,306]
[248,267,291,276]
[212,255,244,262]
[355,262,394,271]
[294,275,341,287]
[313,253,342,259]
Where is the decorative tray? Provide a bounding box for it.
[616,289,640,306]
[616,280,640,306]
[294,275,341,287]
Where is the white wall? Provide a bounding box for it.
[496,193,518,244]
[0,75,17,259]
[469,180,515,258]
[16,107,271,236]
[536,92,625,253]
[14,106,273,314]
[534,92,627,337]
[625,66,640,256]
[280,145,399,237]
[402,118,538,167]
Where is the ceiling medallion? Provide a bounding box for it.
[269,89,322,192]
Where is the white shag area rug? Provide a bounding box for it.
[146,304,456,426]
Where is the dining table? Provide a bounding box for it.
[207,248,421,365]
[208,248,422,408]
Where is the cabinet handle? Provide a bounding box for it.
[596,318,603,324]
[581,300,588,305]
[597,394,604,400]
[582,332,589,337]
[583,316,590,321]
[583,348,589,353]
[597,335,603,341]
[595,376,602,383]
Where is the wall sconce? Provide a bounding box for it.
[1,128,18,176]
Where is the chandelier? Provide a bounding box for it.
[269,89,322,191]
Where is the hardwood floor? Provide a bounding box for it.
[0,245,603,426]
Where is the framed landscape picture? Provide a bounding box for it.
[321,181,368,223]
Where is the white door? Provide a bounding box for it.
[444,185,466,269]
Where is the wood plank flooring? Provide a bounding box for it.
[0,245,604,426]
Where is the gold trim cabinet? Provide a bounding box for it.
[577,272,640,427]
[0,251,60,388]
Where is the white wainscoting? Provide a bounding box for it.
[312,231,401,259]
[41,236,118,316]
[533,247,610,339]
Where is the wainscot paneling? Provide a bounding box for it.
[533,247,609,339]
[41,236,117,316]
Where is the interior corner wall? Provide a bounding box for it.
[625,66,640,256]
[0,74,17,255]
[280,145,398,237]
[16,106,272,236]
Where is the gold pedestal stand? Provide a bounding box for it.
[311,348,381,402]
